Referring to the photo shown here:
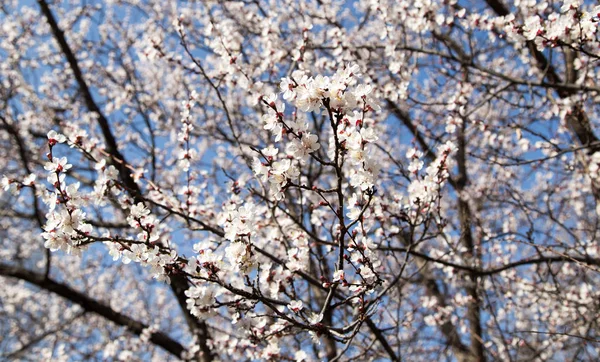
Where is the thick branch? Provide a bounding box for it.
[484,0,600,154]
[379,247,600,276]
[456,105,485,362]
[385,100,476,361]
[0,263,185,359]
[36,0,140,200]
[36,2,213,360]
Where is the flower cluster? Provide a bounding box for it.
[521,2,599,49]
[1,173,36,196]
[285,230,310,272]
[221,202,256,242]
[112,202,178,282]
[485,1,600,51]
[335,116,381,191]
[405,141,457,221]
[256,64,382,198]
[220,202,257,272]
[185,284,222,318]
[185,242,224,280]
[40,131,94,254]
[280,64,377,114]
[122,243,178,283]
[92,159,120,206]
[177,91,199,172]
[252,147,301,201]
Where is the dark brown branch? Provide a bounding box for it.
[36,2,214,360]
[0,263,186,358]
[0,114,50,277]
[484,0,600,154]
[456,97,485,362]
[36,0,140,201]
[383,99,475,361]
[380,246,600,276]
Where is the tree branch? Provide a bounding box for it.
[36,2,214,360]
[484,0,600,154]
[0,263,186,359]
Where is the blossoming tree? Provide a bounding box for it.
[2,0,600,360]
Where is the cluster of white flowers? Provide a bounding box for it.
[185,284,222,318]
[92,159,120,206]
[407,148,425,174]
[281,64,378,114]
[45,127,159,269]
[99,202,178,283]
[261,95,285,142]
[219,202,257,272]
[589,152,600,181]
[335,117,381,191]
[252,147,300,201]
[406,141,457,220]
[261,93,323,163]
[42,207,91,255]
[1,173,36,196]
[40,131,94,254]
[346,237,380,285]
[221,202,256,242]
[185,242,224,279]
[259,263,293,298]
[62,121,102,154]
[257,64,382,198]
[224,241,253,273]
[44,157,71,185]
[484,1,600,51]
[177,91,198,172]
[523,1,599,49]
[127,202,161,243]
[285,230,310,272]
[346,192,366,221]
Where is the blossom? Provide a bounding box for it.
[262,145,278,158]
[263,110,284,142]
[47,130,67,145]
[1,175,16,195]
[360,127,378,142]
[301,132,320,153]
[130,202,150,219]
[408,159,424,173]
[333,270,345,282]
[354,84,373,99]
[288,300,303,313]
[280,77,296,100]
[264,93,278,107]
[295,350,308,362]
[177,149,197,172]
[523,15,543,41]
[44,157,72,173]
[341,63,361,79]
[295,76,328,112]
[287,132,320,159]
[252,158,270,183]
[445,116,462,134]
[60,209,86,234]
[222,202,256,242]
[307,312,323,325]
